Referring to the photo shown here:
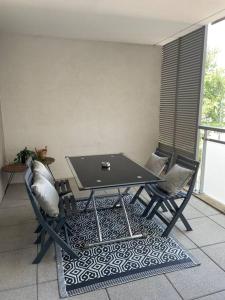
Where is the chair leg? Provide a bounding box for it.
[83,190,94,211]
[169,199,192,231]
[33,218,64,264]
[33,236,53,264]
[160,202,168,213]
[123,187,131,195]
[34,228,46,244]
[65,223,73,236]
[147,198,163,220]
[130,186,144,204]
[34,224,42,233]
[43,218,80,262]
[162,197,191,237]
[142,196,158,217]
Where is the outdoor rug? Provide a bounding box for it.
[56,195,199,298]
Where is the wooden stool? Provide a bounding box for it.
[2,163,27,198]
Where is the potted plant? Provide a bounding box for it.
[14,147,36,164]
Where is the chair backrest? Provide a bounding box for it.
[175,155,200,196]
[155,147,173,172]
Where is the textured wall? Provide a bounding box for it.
[0,34,161,179]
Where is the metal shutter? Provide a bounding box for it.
[159,27,206,159]
[159,39,179,151]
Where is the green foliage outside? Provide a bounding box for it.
[201,48,225,128]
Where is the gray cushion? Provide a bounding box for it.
[33,160,54,185]
[31,173,59,217]
[145,153,168,176]
[159,164,193,195]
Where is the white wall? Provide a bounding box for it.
[0,101,6,200]
[0,34,161,179]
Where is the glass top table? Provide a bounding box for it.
[66,153,160,190]
[66,153,162,248]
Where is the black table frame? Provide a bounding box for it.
[66,154,162,248]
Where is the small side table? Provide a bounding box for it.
[2,163,27,198]
[39,157,55,179]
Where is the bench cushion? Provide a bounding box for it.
[32,173,59,217]
[33,160,54,185]
[159,164,193,195]
[145,153,168,176]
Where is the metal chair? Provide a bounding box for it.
[140,155,199,237]
[154,147,173,173]
[25,168,79,264]
[130,147,173,204]
[26,157,72,197]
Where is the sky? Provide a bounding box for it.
[207,19,225,68]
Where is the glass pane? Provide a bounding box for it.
[204,140,225,204]
[201,20,225,128]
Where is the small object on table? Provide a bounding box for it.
[39,156,55,179]
[101,161,111,168]
[2,163,27,199]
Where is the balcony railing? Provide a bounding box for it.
[198,125,225,206]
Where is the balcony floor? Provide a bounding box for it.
[1,183,225,300]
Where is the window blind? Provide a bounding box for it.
[159,27,206,159]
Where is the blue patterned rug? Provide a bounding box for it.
[56,195,199,298]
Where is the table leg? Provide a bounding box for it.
[3,172,14,199]
[92,191,103,242]
[118,188,133,237]
[84,188,144,248]
[83,190,94,212]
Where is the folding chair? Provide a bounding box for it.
[26,157,72,197]
[154,147,173,173]
[25,168,79,263]
[130,147,173,205]
[141,155,199,237]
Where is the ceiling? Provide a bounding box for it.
[0,0,225,45]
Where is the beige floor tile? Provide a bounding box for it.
[0,247,37,291]
[38,280,109,300]
[0,221,37,253]
[167,249,225,300]
[190,197,220,216]
[210,214,225,229]
[0,198,30,209]
[172,226,197,249]
[0,285,37,300]
[202,242,225,271]
[3,183,29,201]
[107,275,181,300]
[176,217,225,247]
[0,206,35,227]
[37,245,57,283]
[197,291,225,300]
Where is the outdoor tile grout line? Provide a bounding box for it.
[164,274,184,300]
[105,288,112,300]
[191,288,225,300]
[0,245,36,255]
[0,220,36,229]
[0,283,37,294]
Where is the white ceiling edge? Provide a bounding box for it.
[0,3,225,46]
[156,9,225,45]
